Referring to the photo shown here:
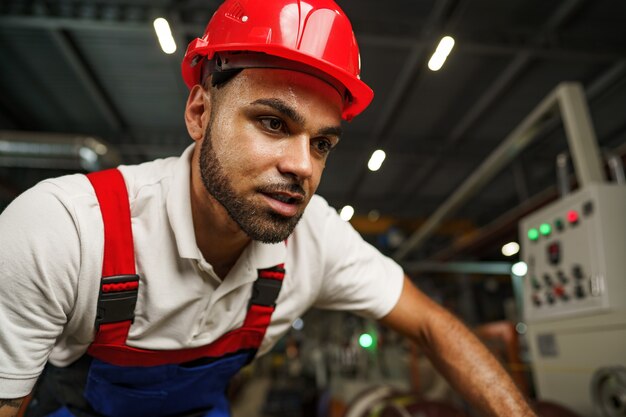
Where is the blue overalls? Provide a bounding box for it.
[27,169,285,417]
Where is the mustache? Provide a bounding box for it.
[257,182,306,198]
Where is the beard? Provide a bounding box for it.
[199,123,306,244]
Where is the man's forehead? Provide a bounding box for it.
[239,69,343,106]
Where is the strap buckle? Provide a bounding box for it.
[249,278,282,307]
[94,274,140,330]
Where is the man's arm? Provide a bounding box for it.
[0,179,86,402]
[379,276,537,417]
[0,397,24,417]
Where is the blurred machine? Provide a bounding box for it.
[519,84,626,416]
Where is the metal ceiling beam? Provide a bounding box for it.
[1,15,623,62]
[167,11,192,104]
[430,185,558,262]
[511,161,530,202]
[0,15,148,32]
[0,35,72,131]
[449,41,622,62]
[430,128,626,262]
[521,59,626,157]
[0,99,21,129]
[396,0,591,207]
[392,73,618,261]
[48,29,123,132]
[0,130,122,171]
[343,0,461,202]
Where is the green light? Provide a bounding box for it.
[359,333,374,349]
[539,223,552,236]
[528,228,539,241]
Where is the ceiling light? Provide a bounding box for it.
[367,149,386,171]
[501,241,520,257]
[428,36,455,71]
[511,261,528,277]
[339,205,354,221]
[153,17,177,54]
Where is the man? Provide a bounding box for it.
[0,1,536,416]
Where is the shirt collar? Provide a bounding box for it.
[167,144,200,260]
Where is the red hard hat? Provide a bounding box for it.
[181,0,373,121]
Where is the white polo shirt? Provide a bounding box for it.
[0,144,404,398]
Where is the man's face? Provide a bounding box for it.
[198,69,343,243]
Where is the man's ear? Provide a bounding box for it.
[185,84,210,142]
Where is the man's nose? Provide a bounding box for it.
[277,135,313,180]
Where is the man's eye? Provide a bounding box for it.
[313,138,333,155]
[260,118,285,132]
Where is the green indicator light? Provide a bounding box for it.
[359,333,374,349]
[539,223,552,236]
[528,228,539,241]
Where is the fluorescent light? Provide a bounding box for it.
[367,149,386,171]
[428,36,455,71]
[153,17,177,54]
[339,205,354,221]
[511,261,528,277]
[501,241,520,257]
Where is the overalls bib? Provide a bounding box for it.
[27,169,285,417]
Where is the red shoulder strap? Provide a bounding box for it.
[84,168,286,366]
[86,169,139,349]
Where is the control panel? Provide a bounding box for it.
[519,184,626,322]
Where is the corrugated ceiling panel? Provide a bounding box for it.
[0,27,111,133]
[72,28,186,133]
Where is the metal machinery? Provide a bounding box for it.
[519,85,626,416]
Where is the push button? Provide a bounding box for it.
[555,218,564,232]
[547,242,561,265]
[554,286,568,301]
[557,270,568,284]
[572,264,584,280]
[543,273,553,287]
[546,292,556,305]
[531,276,541,289]
[575,285,585,299]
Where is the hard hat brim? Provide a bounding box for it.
[182,42,373,121]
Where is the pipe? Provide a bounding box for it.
[606,152,625,184]
[393,82,605,260]
[401,261,513,275]
[0,131,121,171]
[556,152,571,197]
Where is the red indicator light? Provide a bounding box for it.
[567,210,579,224]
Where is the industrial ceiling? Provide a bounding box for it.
[1,0,625,261]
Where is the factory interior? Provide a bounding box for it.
[0,0,625,416]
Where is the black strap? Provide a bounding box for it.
[249,278,283,307]
[94,274,140,330]
[249,265,285,308]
